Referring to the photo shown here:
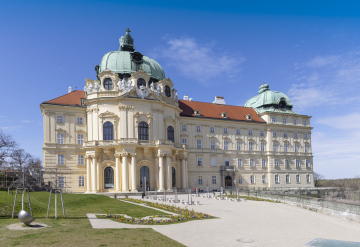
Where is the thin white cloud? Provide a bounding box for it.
[306,55,340,68]
[156,37,244,83]
[1,125,23,131]
[21,120,32,123]
[316,113,360,130]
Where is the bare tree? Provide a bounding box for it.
[0,129,16,168]
[313,172,325,187]
[9,149,32,172]
[27,157,43,179]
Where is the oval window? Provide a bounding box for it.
[137,78,146,88]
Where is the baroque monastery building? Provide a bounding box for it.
[40,29,314,193]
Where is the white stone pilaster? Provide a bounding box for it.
[158,154,164,191]
[86,156,91,193]
[131,153,137,192]
[91,155,97,192]
[121,153,128,192]
[166,155,172,190]
[182,158,187,189]
[115,154,120,191]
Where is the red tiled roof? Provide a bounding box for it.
[42,90,85,107]
[178,100,265,123]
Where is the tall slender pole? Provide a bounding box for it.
[55,190,57,219]
[27,189,33,216]
[47,190,52,218]
[60,189,65,218]
[12,189,18,218]
[22,188,25,210]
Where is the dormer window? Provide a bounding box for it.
[137,78,146,88]
[104,78,113,90]
[165,85,171,97]
[221,112,227,118]
[194,109,200,116]
[245,114,252,120]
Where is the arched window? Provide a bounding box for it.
[137,78,146,88]
[167,126,174,142]
[103,122,113,140]
[104,167,114,189]
[138,122,149,140]
[103,78,113,90]
[140,166,150,189]
[165,85,171,97]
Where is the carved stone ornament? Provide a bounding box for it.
[136,85,149,99]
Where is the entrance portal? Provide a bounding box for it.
[104,167,114,189]
[225,175,232,187]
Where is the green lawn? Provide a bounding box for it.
[0,191,184,247]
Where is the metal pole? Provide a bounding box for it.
[60,189,65,218]
[55,190,57,219]
[27,188,33,216]
[47,190,52,218]
[22,188,25,210]
[12,189,18,218]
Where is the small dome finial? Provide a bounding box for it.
[258,83,270,94]
[119,28,135,52]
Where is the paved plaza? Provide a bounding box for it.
[88,194,360,247]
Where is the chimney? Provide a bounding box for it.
[183,95,189,100]
[68,86,72,93]
[213,96,226,105]
[189,98,193,101]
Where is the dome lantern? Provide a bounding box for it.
[119,28,135,52]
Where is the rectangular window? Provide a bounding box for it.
[212,175,217,184]
[293,119,297,125]
[181,124,187,131]
[78,176,84,187]
[303,120,307,126]
[224,141,228,150]
[271,117,276,123]
[296,159,300,168]
[249,142,253,151]
[305,144,309,153]
[261,142,265,151]
[294,132,298,138]
[211,157,217,166]
[182,138,187,145]
[196,125,201,132]
[198,176,203,185]
[286,174,290,183]
[225,158,230,166]
[77,117,83,124]
[260,130,264,136]
[262,175,267,183]
[250,158,255,167]
[58,154,64,165]
[306,160,310,168]
[284,143,288,152]
[77,134,83,145]
[284,132,287,137]
[57,116,63,123]
[210,126,215,133]
[306,174,311,183]
[250,175,255,184]
[237,158,242,167]
[273,131,276,137]
[296,174,300,183]
[210,139,215,149]
[238,177,243,184]
[248,129,252,135]
[197,157,202,166]
[285,159,290,168]
[57,133,64,144]
[283,118,287,124]
[262,159,266,167]
[58,176,65,188]
[273,143,277,151]
[223,128,228,134]
[275,175,280,184]
[196,139,202,149]
[295,144,299,153]
[304,133,308,139]
[236,129,240,135]
[274,159,279,167]
[78,155,84,165]
[236,141,241,151]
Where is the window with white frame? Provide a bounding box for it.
[198,176,203,185]
[274,159,279,167]
[182,138,187,145]
[294,132,298,138]
[250,158,255,167]
[248,129,252,135]
[210,139,215,149]
[293,119,297,125]
[57,116,63,123]
[225,158,230,166]
[58,176,65,188]
[305,144,309,153]
[273,131,277,137]
[196,125,201,132]
[262,175,267,183]
[295,143,299,153]
[250,175,255,184]
[260,130,264,136]
[210,126,215,133]
[284,143,288,152]
[284,132,287,137]
[237,158,242,167]
[273,143,278,151]
[58,154,64,165]
[306,160,310,168]
[285,159,290,168]
[283,118,287,124]
[78,155,84,165]
[181,124,187,131]
[296,159,300,168]
[261,142,265,151]
[57,133,64,144]
[211,157,217,166]
[303,120,307,126]
[236,128,240,135]
[212,175,217,184]
[224,141,228,150]
[286,174,290,183]
[77,117,83,124]
[271,117,276,123]
[77,134,84,145]
[262,159,266,167]
[296,174,300,183]
[249,141,253,151]
[238,176,243,184]
[196,139,202,149]
[237,141,241,151]
[197,157,202,166]
[275,174,279,183]
[304,133,308,139]
[306,174,311,183]
[223,128,228,134]
[78,176,84,187]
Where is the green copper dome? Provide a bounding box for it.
[97,29,165,81]
[245,83,297,114]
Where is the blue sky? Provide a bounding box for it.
[1,0,360,179]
